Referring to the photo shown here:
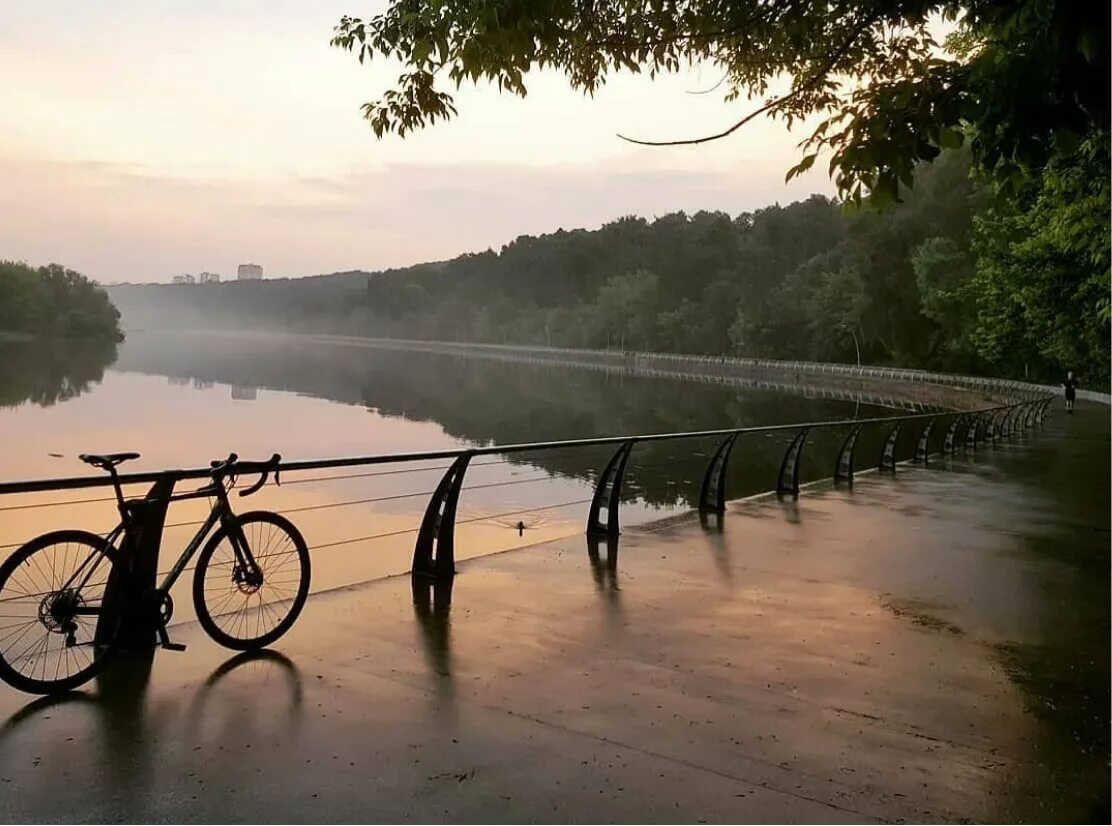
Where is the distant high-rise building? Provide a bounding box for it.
[171,274,195,284]
[198,271,221,283]
[237,263,263,281]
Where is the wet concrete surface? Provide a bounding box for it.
[0,405,1107,823]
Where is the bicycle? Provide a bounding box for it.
[0,452,311,695]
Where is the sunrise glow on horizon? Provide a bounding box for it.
[0,0,833,284]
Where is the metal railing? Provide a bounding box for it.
[0,388,1054,583]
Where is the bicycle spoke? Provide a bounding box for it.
[0,620,39,651]
[0,535,115,689]
[196,515,306,647]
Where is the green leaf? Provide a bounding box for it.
[785,153,818,181]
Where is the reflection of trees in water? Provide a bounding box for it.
[0,339,119,408]
[114,333,891,507]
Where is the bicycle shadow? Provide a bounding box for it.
[0,650,161,820]
[186,649,304,746]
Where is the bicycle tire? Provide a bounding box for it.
[192,511,310,651]
[0,530,121,695]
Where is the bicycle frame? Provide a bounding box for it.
[62,474,256,603]
[152,484,252,595]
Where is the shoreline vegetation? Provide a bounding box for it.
[108,149,1109,387]
[0,260,125,344]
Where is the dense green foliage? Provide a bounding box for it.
[109,150,1108,386]
[970,132,1111,383]
[0,261,124,342]
[327,0,1109,386]
[333,0,1108,207]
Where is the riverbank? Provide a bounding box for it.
[313,334,1108,405]
[140,329,1060,411]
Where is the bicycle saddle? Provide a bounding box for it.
[79,452,141,469]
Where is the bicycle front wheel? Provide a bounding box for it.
[0,530,120,695]
[193,511,310,651]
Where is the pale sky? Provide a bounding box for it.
[0,0,833,284]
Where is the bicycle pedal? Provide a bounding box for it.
[156,625,186,652]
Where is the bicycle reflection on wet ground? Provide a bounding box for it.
[0,648,303,822]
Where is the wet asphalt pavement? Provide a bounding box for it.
[0,403,1107,823]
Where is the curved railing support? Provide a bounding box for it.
[965,414,980,451]
[1035,399,1048,423]
[943,417,960,455]
[979,411,993,442]
[992,408,1008,440]
[776,428,809,497]
[586,440,635,538]
[880,423,902,471]
[699,432,740,513]
[1001,407,1015,435]
[914,418,935,464]
[1026,401,1041,427]
[412,452,472,580]
[834,423,863,484]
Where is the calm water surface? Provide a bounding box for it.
[1,333,898,602]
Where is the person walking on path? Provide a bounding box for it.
[1063,370,1079,411]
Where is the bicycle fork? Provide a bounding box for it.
[221,508,264,591]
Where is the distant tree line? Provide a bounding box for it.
[0,260,124,342]
[109,148,1108,386]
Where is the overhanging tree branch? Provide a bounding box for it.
[685,73,730,95]
[617,14,877,147]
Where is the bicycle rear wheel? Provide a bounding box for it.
[0,531,120,694]
[193,511,310,651]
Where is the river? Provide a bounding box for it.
[1,331,900,600]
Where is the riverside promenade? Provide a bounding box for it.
[0,404,1106,823]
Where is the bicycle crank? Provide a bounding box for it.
[152,592,187,652]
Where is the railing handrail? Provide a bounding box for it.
[0,376,1056,601]
[0,403,1025,496]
